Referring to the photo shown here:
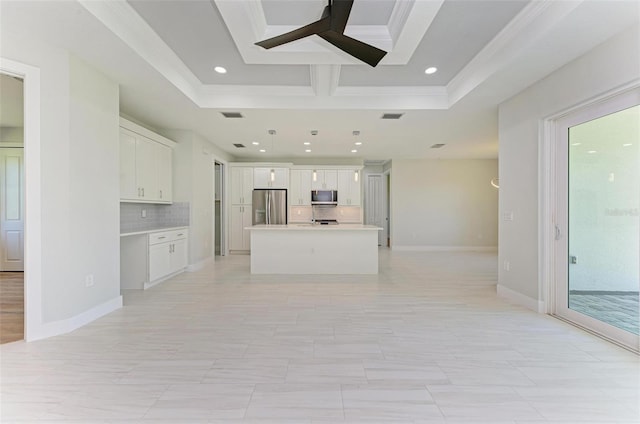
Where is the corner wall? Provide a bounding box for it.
[498,24,640,309]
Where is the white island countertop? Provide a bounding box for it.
[247,224,381,231]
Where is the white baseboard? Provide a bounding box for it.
[497,284,545,313]
[28,296,122,342]
[392,245,498,252]
[187,256,213,272]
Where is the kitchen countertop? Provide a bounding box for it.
[120,226,189,237]
[247,224,382,231]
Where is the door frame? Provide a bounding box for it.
[540,81,640,350]
[0,58,42,341]
[213,158,227,256]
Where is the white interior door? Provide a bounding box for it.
[0,148,25,271]
[366,174,385,246]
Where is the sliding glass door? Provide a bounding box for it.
[555,89,639,351]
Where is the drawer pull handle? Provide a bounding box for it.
[177,233,183,236]
[158,236,166,239]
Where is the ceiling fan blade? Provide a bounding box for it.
[318,31,387,67]
[329,0,354,33]
[255,15,330,49]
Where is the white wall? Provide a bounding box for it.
[1,32,122,335]
[163,129,232,267]
[390,159,498,250]
[498,24,640,305]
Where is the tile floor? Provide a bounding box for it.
[1,250,639,423]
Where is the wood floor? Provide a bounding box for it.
[0,271,24,344]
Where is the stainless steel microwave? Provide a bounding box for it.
[311,190,338,205]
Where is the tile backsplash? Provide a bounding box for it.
[120,202,190,233]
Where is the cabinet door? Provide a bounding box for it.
[253,168,270,189]
[242,208,252,250]
[230,205,247,250]
[231,167,253,204]
[337,170,361,206]
[311,170,324,190]
[323,170,338,190]
[291,170,311,205]
[272,168,289,189]
[156,143,172,202]
[170,238,188,273]
[149,242,171,281]
[119,128,138,200]
[136,136,159,201]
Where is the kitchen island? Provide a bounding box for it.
[247,224,382,274]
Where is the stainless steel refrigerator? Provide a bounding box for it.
[252,189,287,225]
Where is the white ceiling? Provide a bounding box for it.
[1,0,638,161]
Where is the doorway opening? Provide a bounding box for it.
[0,72,25,343]
[363,161,390,248]
[214,160,225,256]
[551,87,639,351]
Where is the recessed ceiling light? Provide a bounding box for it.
[252,141,259,145]
[304,142,311,145]
[425,67,438,75]
[259,149,266,153]
[351,149,357,153]
[214,66,227,74]
[355,142,362,146]
[587,150,597,154]
[623,143,632,147]
[305,149,312,153]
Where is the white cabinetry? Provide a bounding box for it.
[290,169,312,206]
[148,229,188,285]
[231,167,253,204]
[337,169,361,206]
[311,169,338,190]
[119,118,175,204]
[254,167,289,189]
[230,205,252,251]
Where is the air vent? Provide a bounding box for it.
[233,143,246,148]
[431,143,446,149]
[221,112,244,119]
[381,113,403,120]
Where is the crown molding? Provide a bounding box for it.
[447,0,583,107]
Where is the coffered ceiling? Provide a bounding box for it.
[1,0,638,160]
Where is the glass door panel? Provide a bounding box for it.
[565,104,639,345]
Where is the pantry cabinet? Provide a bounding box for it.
[231,167,254,205]
[230,205,252,251]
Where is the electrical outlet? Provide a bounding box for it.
[503,261,510,271]
[141,209,147,218]
[85,274,94,287]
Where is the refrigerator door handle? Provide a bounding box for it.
[266,191,271,225]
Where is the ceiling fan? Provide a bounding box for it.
[254,0,387,67]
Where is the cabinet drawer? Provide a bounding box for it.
[148,228,188,245]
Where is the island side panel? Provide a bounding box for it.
[250,229,378,274]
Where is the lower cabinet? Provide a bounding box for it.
[148,229,188,283]
[230,205,252,252]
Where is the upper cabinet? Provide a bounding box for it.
[254,167,289,189]
[311,169,338,190]
[290,169,312,206]
[230,166,254,204]
[119,118,175,204]
[337,169,361,206]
